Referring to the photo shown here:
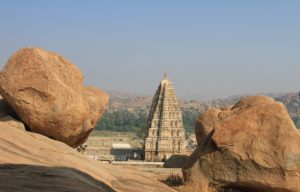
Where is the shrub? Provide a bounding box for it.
[165,173,184,186]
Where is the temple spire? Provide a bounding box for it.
[144,75,186,162]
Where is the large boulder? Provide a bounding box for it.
[183,96,300,192]
[0,48,109,147]
[0,118,175,192]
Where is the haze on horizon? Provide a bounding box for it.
[0,1,299,100]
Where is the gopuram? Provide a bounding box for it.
[144,74,186,161]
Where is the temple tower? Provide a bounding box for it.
[144,74,186,162]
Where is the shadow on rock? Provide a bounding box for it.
[0,164,116,192]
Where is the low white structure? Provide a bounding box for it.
[112,143,132,149]
[111,142,143,161]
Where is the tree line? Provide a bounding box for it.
[95,109,200,136]
[95,108,300,137]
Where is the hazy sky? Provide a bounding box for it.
[0,1,299,100]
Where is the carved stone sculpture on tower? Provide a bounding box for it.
[144,74,186,162]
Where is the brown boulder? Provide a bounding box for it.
[183,96,300,192]
[0,47,109,147]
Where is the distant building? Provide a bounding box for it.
[111,143,143,161]
[144,74,186,162]
[82,136,143,162]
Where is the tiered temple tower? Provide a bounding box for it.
[144,74,186,162]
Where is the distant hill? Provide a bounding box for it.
[107,91,289,112]
[274,92,300,128]
[107,91,152,112]
[96,91,300,134]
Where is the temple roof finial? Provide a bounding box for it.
[164,73,167,78]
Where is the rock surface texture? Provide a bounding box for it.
[0,48,109,147]
[183,96,300,192]
[0,120,176,192]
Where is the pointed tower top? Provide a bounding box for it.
[161,73,170,86]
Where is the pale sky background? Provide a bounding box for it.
[0,1,299,100]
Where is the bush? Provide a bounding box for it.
[165,173,184,186]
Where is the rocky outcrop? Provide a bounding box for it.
[0,120,175,192]
[0,48,109,147]
[183,96,300,192]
